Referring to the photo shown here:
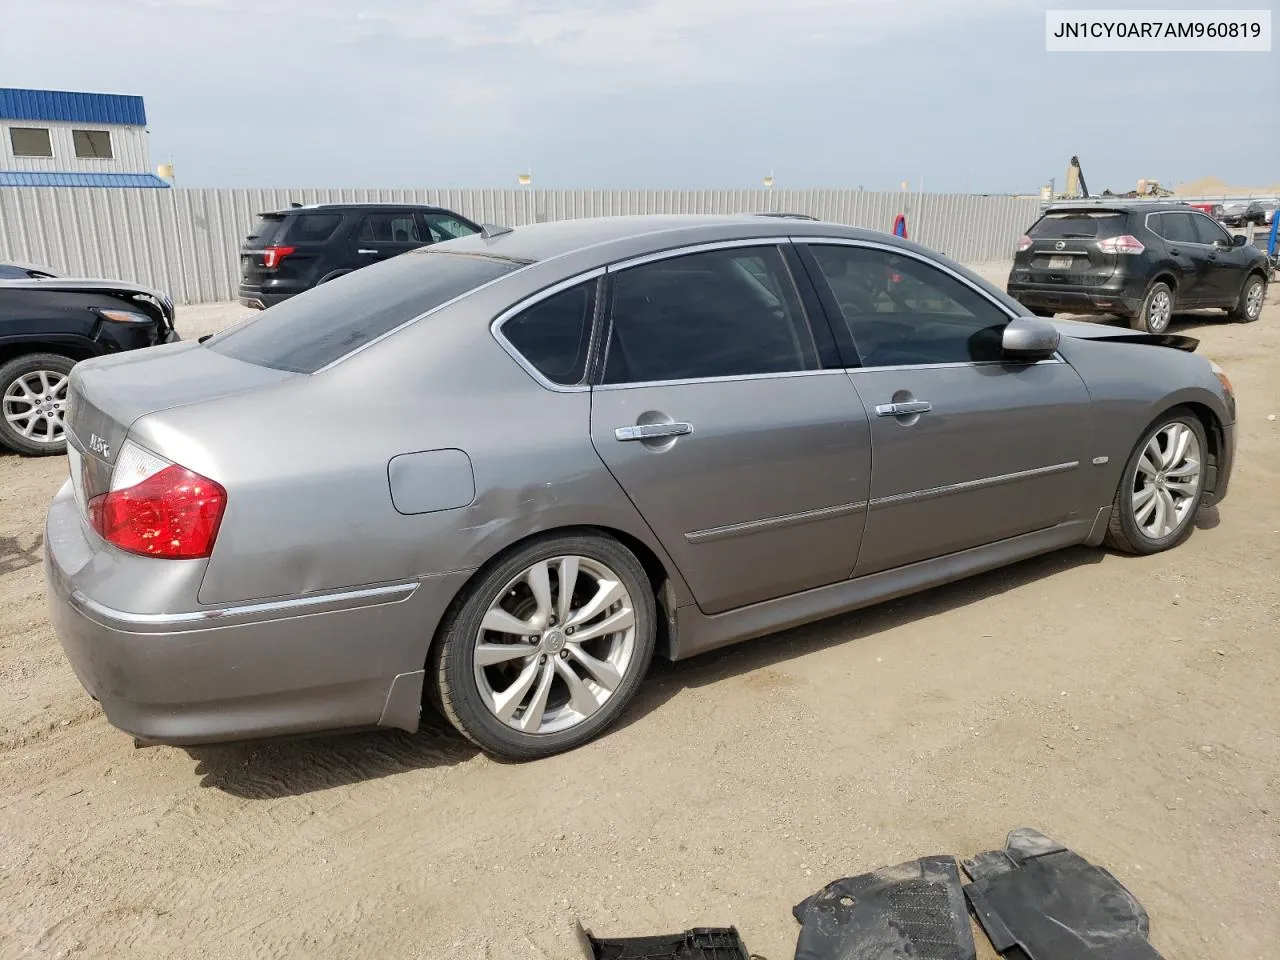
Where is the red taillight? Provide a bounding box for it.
[262,245,295,269]
[1017,235,1033,252]
[1097,234,1145,255]
[87,442,226,560]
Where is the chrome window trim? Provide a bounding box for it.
[489,266,607,394]
[70,581,418,631]
[593,368,848,393]
[846,356,1064,374]
[605,237,788,273]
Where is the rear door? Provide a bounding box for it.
[588,242,872,616]
[1148,211,1203,304]
[1190,212,1248,306]
[1016,209,1126,289]
[351,209,429,267]
[800,240,1093,577]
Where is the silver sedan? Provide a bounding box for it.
[45,215,1237,760]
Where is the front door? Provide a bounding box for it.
[589,243,872,616]
[800,241,1094,577]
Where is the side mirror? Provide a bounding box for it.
[1232,234,1248,248]
[1003,316,1061,361]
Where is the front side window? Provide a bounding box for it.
[602,245,818,384]
[358,213,423,244]
[1191,214,1231,246]
[10,127,52,158]
[424,214,479,243]
[72,129,113,159]
[808,245,1009,367]
[500,280,597,386]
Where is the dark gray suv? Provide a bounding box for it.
[1007,202,1270,333]
[237,203,481,309]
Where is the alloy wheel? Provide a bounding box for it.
[1147,290,1172,332]
[1245,281,1264,320]
[473,556,638,735]
[1131,421,1201,540]
[2,370,69,447]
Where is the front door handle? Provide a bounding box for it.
[615,422,693,442]
[875,400,932,417]
[357,248,379,255]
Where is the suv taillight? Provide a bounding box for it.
[87,441,226,560]
[262,245,295,269]
[1017,235,1033,252]
[1097,234,1145,255]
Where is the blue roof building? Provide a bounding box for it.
[0,87,170,188]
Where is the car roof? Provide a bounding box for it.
[420,213,906,265]
[260,203,459,217]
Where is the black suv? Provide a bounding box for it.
[238,203,482,309]
[1007,202,1271,333]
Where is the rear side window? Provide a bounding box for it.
[1155,212,1197,244]
[602,245,818,384]
[500,280,598,386]
[358,213,423,243]
[208,251,521,373]
[1030,212,1124,239]
[247,216,284,245]
[283,213,343,243]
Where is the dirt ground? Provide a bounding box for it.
[2,267,1278,960]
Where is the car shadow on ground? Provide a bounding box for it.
[186,545,1105,798]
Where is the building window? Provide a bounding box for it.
[72,129,113,159]
[10,127,53,158]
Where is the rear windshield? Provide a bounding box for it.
[247,215,285,245]
[1029,212,1124,239]
[207,251,522,373]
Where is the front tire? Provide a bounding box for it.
[430,533,657,760]
[1104,409,1207,555]
[0,352,76,456]
[1130,281,1174,334]
[1227,274,1265,323]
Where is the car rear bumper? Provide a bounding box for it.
[44,480,470,745]
[236,287,294,310]
[1007,282,1143,317]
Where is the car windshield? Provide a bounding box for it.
[1030,212,1123,239]
[207,250,522,373]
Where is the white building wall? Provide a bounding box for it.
[0,121,151,173]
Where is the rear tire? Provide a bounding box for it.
[430,533,657,760]
[1130,281,1174,334]
[1227,274,1265,323]
[1104,409,1207,555]
[0,352,77,456]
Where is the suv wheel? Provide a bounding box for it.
[430,533,657,760]
[1104,409,1207,555]
[1227,275,1265,323]
[0,353,76,456]
[1131,281,1174,334]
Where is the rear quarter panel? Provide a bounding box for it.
[133,260,692,612]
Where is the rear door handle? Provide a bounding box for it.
[615,422,693,441]
[357,248,378,255]
[875,401,932,417]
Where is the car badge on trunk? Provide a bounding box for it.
[1055,240,1066,250]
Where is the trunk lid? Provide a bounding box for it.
[65,341,298,515]
[1015,210,1128,287]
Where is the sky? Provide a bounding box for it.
[2,0,1277,193]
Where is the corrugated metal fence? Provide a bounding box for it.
[0,187,1040,304]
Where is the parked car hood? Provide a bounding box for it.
[0,277,175,324]
[1051,317,1198,352]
